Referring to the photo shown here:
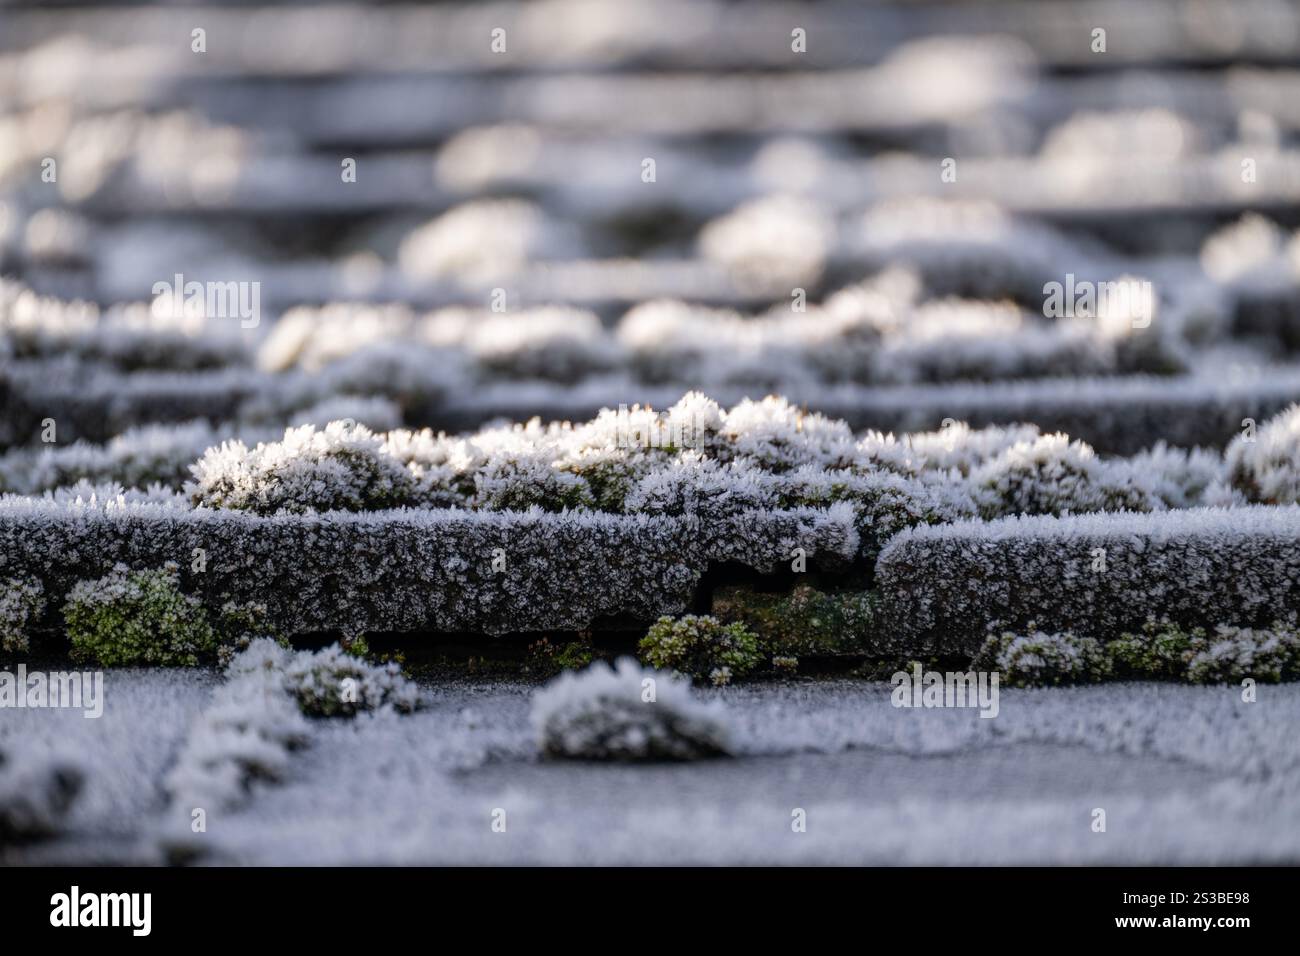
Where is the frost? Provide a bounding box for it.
[1130,442,1226,509]
[440,306,620,381]
[969,433,1161,518]
[1110,619,1300,684]
[1225,403,1300,504]
[857,421,1042,477]
[177,396,955,565]
[624,452,776,519]
[0,576,43,656]
[65,563,217,667]
[877,506,1300,652]
[186,421,418,514]
[165,638,419,836]
[1185,625,1300,684]
[1201,214,1293,288]
[165,641,310,818]
[973,631,1111,687]
[850,199,1090,302]
[273,644,422,718]
[531,658,733,761]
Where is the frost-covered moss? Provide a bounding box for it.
[639,614,763,686]
[711,585,876,657]
[177,395,960,564]
[221,639,421,718]
[187,421,417,514]
[859,421,1042,477]
[471,451,595,512]
[1184,625,1300,684]
[1111,620,1300,683]
[0,577,43,656]
[213,601,281,667]
[971,434,1160,518]
[973,630,1112,687]
[273,643,422,717]
[1108,621,1199,679]
[165,639,311,825]
[1129,442,1228,510]
[65,563,217,667]
[1226,404,1300,505]
[531,657,732,761]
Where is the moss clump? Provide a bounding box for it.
[972,630,1112,687]
[1184,625,1300,684]
[1113,620,1300,684]
[66,563,218,667]
[214,600,284,666]
[1108,620,1199,679]
[712,584,876,657]
[278,644,420,717]
[638,614,762,686]
[527,636,596,678]
[1,577,44,657]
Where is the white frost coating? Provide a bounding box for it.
[166,638,419,832]
[164,641,309,822]
[133,681,1300,866]
[857,421,1041,476]
[186,421,417,513]
[1225,403,1300,504]
[876,505,1300,651]
[180,396,953,561]
[274,644,422,718]
[850,198,1095,300]
[532,657,732,761]
[1041,109,1199,161]
[1129,441,1228,509]
[624,451,776,517]
[886,501,1300,546]
[257,302,416,373]
[1185,626,1300,684]
[611,288,1169,387]
[969,433,1162,517]
[973,631,1109,686]
[427,305,620,381]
